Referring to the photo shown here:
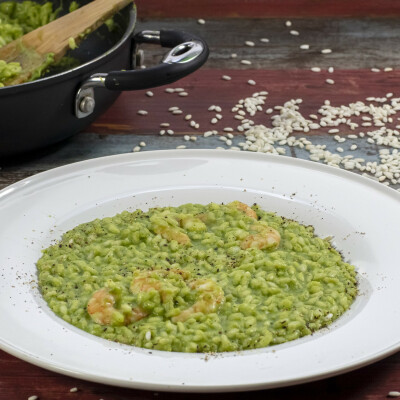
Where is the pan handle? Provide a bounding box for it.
[75,29,209,118]
[106,29,209,90]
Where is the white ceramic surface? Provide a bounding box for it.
[0,150,399,392]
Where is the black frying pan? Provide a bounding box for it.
[0,0,209,158]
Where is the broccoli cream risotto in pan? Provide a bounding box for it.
[37,202,357,353]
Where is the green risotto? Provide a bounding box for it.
[37,202,357,353]
[0,1,58,86]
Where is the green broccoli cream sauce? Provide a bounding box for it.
[0,1,59,86]
[37,202,358,353]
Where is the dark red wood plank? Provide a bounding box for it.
[135,0,400,18]
[87,69,400,136]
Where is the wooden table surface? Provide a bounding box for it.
[1,2,400,399]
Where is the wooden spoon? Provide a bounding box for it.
[0,0,133,86]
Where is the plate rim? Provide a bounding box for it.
[1,337,400,393]
[1,150,399,201]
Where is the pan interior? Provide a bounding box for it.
[1,0,132,77]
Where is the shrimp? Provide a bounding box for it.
[172,279,225,323]
[87,288,146,326]
[241,223,281,250]
[151,209,209,244]
[229,201,258,219]
[130,269,188,303]
[153,224,191,245]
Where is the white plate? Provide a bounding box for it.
[0,150,399,392]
